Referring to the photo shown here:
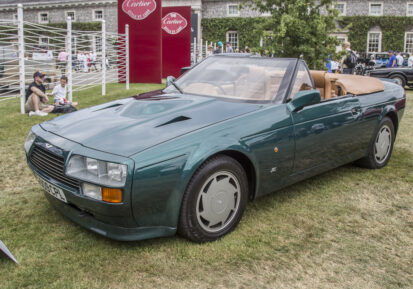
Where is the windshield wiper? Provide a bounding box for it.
[171,81,184,94]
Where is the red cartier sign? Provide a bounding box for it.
[161,12,188,35]
[118,0,162,83]
[162,6,191,78]
[122,0,157,21]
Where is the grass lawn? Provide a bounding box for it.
[0,84,412,288]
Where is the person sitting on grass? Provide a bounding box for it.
[25,72,54,117]
[50,76,78,106]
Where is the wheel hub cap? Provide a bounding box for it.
[374,125,391,164]
[196,171,241,233]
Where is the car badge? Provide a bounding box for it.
[122,0,157,21]
[45,143,53,149]
[161,12,188,35]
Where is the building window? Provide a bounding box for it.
[226,31,238,50]
[369,3,383,16]
[93,10,104,20]
[405,33,413,53]
[227,5,240,17]
[367,32,381,52]
[38,12,49,24]
[335,2,346,16]
[66,11,76,21]
[407,3,413,16]
[260,31,273,47]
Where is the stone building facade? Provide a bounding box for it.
[1,0,413,52]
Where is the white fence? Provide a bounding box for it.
[191,38,217,65]
[0,4,129,114]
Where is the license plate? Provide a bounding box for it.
[36,175,67,203]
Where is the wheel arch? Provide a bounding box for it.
[380,107,399,134]
[212,150,257,201]
[184,149,258,202]
[389,72,407,84]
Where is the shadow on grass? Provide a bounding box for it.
[60,146,412,251]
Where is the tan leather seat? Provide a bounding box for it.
[310,70,332,100]
[330,74,385,95]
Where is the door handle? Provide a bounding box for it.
[311,123,325,134]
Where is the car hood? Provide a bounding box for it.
[40,92,262,157]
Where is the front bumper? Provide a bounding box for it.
[27,125,176,241]
[44,191,176,241]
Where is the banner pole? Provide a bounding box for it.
[125,24,129,90]
[67,16,72,102]
[17,4,25,114]
[101,20,106,96]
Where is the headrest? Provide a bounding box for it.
[310,70,327,87]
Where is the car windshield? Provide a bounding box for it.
[165,56,296,103]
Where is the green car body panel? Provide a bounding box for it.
[26,57,406,241]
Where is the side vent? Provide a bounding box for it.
[156,116,191,127]
[94,103,123,111]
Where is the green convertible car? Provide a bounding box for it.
[25,55,406,242]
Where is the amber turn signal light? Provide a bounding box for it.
[102,188,122,203]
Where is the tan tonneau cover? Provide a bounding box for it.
[327,73,385,96]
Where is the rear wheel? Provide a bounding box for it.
[178,155,248,243]
[356,117,395,169]
[390,75,406,87]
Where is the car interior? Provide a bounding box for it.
[309,71,385,101]
[183,66,286,101]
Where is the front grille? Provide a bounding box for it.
[30,145,80,190]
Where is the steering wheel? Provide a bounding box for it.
[198,81,227,94]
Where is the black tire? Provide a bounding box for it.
[178,155,248,243]
[390,75,406,87]
[356,117,395,169]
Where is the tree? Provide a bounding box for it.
[243,0,340,69]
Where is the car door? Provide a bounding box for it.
[289,65,363,175]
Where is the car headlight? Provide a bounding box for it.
[66,155,127,187]
[24,130,36,153]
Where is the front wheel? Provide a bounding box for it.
[390,75,406,87]
[356,117,395,169]
[178,155,248,243]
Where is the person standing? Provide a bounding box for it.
[214,42,223,54]
[90,51,97,71]
[206,45,213,57]
[341,42,357,74]
[408,54,413,67]
[77,51,83,72]
[226,42,234,53]
[387,50,397,68]
[83,52,89,73]
[57,49,68,75]
[396,51,404,67]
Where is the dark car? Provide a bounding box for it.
[367,67,413,87]
[25,55,406,242]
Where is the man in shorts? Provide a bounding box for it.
[25,71,54,116]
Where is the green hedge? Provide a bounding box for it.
[202,16,413,53]
[201,17,266,49]
[338,16,413,53]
